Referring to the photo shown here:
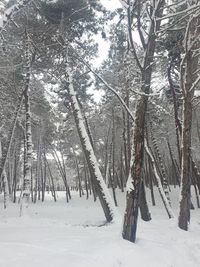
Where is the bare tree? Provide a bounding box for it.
[64,67,119,223]
[122,0,165,242]
[178,7,200,230]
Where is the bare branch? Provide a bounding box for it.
[156,3,200,22]
[70,46,135,122]
[0,0,33,34]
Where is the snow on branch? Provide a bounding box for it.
[0,0,32,33]
[189,76,200,93]
[156,2,200,22]
[70,45,135,122]
[119,0,129,9]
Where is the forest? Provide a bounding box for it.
[0,0,200,266]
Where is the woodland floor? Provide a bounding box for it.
[0,188,199,267]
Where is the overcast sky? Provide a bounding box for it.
[101,0,122,11]
[93,0,122,67]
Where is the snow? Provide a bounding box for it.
[144,139,174,219]
[67,69,119,222]
[0,3,19,29]
[0,0,32,31]
[119,0,129,9]
[0,188,200,267]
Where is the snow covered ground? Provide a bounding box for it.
[0,188,199,267]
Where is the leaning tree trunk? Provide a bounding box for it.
[0,94,23,182]
[149,121,172,206]
[45,156,57,202]
[65,68,118,223]
[48,143,71,202]
[145,139,174,218]
[178,12,200,230]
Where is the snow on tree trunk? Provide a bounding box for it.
[150,122,172,207]
[122,95,148,242]
[65,68,119,223]
[178,12,200,231]
[0,139,9,209]
[122,0,165,242]
[144,139,174,218]
[20,33,33,215]
[0,94,23,182]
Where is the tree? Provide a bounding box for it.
[178,6,200,230]
[122,0,165,243]
[63,67,118,222]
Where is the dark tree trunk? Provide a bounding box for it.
[139,180,151,221]
[122,0,164,242]
[178,14,200,230]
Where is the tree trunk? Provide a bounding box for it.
[145,139,174,218]
[45,156,57,202]
[179,96,193,229]
[123,96,148,241]
[0,139,9,209]
[20,33,33,215]
[65,68,118,223]
[150,122,172,206]
[122,0,164,242]
[178,13,200,230]
[139,180,151,221]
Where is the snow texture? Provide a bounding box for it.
[119,0,129,9]
[0,189,200,267]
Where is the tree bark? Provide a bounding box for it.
[20,33,33,215]
[65,68,118,223]
[178,13,200,230]
[122,0,165,242]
